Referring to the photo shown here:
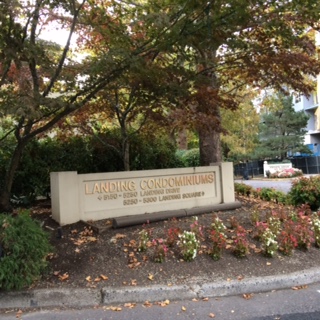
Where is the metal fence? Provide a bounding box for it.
[234,157,320,178]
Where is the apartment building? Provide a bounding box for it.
[292,32,320,156]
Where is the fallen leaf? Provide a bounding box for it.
[266,262,272,266]
[16,310,23,318]
[85,276,92,282]
[131,279,137,286]
[100,274,108,280]
[110,306,122,311]
[203,297,209,301]
[124,303,136,308]
[58,273,69,281]
[182,306,187,311]
[209,313,215,318]
[53,271,60,276]
[94,277,101,282]
[115,233,126,239]
[292,285,308,290]
[192,298,199,302]
[75,248,80,253]
[148,273,154,281]
[143,301,152,307]
[237,275,244,281]
[243,293,253,300]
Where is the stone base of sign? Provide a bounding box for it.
[112,201,241,228]
[50,163,236,226]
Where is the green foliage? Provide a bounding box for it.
[176,149,200,167]
[221,98,260,161]
[2,132,181,204]
[131,133,181,170]
[234,183,287,204]
[11,137,94,204]
[234,182,254,196]
[255,93,311,159]
[258,188,287,204]
[288,176,320,211]
[0,211,53,290]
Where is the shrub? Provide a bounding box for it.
[288,176,320,211]
[269,168,303,179]
[176,149,200,167]
[0,211,53,290]
[209,230,226,261]
[260,228,278,257]
[233,225,250,258]
[178,231,200,261]
[234,183,254,196]
[257,187,287,204]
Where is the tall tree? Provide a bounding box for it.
[0,0,139,212]
[1,0,320,212]
[85,0,319,165]
[256,93,311,159]
[221,93,260,161]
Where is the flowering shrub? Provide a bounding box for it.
[233,225,250,258]
[190,216,205,241]
[250,207,261,225]
[211,215,227,234]
[270,168,303,178]
[295,214,313,250]
[178,231,200,261]
[278,220,298,256]
[152,239,168,263]
[138,229,151,252]
[166,227,181,247]
[288,176,320,211]
[267,215,282,235]
[209,230,226,260]
[254,221,268,240]
[311,213,320,248]
[261,228,278,257]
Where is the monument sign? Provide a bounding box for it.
[50,162,236,225]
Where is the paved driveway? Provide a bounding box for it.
[235,178,293,194]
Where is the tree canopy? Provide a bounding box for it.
[255,93,311,159]
[1,0,320,211]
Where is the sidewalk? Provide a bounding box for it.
[1,267,320,310]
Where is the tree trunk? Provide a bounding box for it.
[0,140,27,212]
[198,126,222,165]
[177,128,188,150]
[123,138,130,171]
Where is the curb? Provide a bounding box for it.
[1,267,320,310]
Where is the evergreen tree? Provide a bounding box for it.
[255,93,311,160]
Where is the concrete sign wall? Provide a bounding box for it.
[263,161,292,177]
[50,163,236,225]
